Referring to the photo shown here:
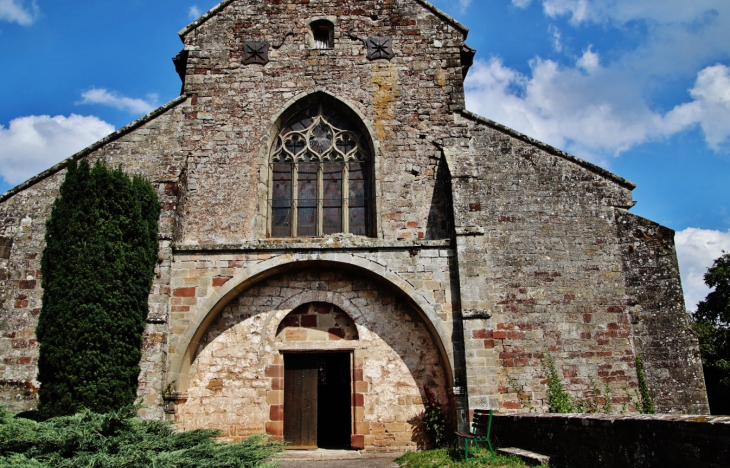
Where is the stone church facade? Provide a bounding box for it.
[0,0,709,452]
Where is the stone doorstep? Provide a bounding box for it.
[497,447,551,466]
[280,449,403,460]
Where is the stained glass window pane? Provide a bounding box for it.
[271,163,292,237]
[348,161,368,235]
[323,163,343,234]
[297,163,318,237]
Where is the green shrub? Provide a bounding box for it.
[36,160,161,419]
[422,385,450,448]
[0,406,281,467]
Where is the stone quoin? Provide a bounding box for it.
[0,0,709,452]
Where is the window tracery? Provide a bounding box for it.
[269,104,371,238]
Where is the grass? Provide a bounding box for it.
[395,448,535,468]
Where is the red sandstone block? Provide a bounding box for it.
[597,351,612,357]
[354,368,363,381]
[212,277,230,287]
[18,357,32,365]
[328,327,345,340]
[271,378,283,391]
[406,221,419,228]
[472,329,492,339]
[265,422,283,437]
[501,401,522,409]
[418,232,425,239]
[314,304,331,314]
[506,331,525,340]
[270,405,283,421]
[301,315,317,327]
[493,331,507,339]
[351,434,365,450]
[14,300,29,308]
[353,393,364,407]
[11,340,27,349]
[483,339,494,349]
[580,332,592,339]
[17,280,36,290]
[265,365,283,378]
[173,287,196,297]
[606,306,623,313]
[582,314,592,323]
[607,323,620,330]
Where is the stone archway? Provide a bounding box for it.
[174,266,450,451]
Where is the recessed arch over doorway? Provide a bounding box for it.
[172,262,452,451]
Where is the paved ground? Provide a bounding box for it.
[278,459,400,468]
[277,451,401,468]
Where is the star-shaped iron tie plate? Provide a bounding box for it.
[366,36,393,60]
[243,41,270,65]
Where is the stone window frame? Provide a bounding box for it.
[255,91,382,240]
[267,103,373,238]
[306,17,337,50]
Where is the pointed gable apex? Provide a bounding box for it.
[178,0,469,39]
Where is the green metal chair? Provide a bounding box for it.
[453,409,495,461]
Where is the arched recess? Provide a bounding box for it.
[254,89,383,239]
[167,253,454,392]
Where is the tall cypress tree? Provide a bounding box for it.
[36,160,161,419]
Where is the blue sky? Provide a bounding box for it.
[1,0,729,309]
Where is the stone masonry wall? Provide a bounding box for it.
[448,115,641,413]
[616,211,709,414]
[176,0,467,243]
[176,267,450,451]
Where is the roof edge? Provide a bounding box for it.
[178,0,469,39]
[179,0,236,38]
[413,0,469,37]
[461,110,637,190]
[0,95,188,204]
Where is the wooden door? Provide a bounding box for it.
[284,354,318,448]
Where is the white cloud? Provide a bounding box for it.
[664,64,730,151]
[0,0,38,26]
[189,6,201,20]
[675,228,730,311]
[79,88,158,115]
[464,58,730,162]
[0,115,114,186]
[537,0,725,26]
[576,45,599,72]
[479,1,730,161]
[512,0,533,8]
[548,24,563,53]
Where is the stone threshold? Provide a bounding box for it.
[280,449,403,460]
[173,238,452,253]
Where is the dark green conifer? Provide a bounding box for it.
[36,160,160,419]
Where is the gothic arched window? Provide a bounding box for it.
[269,104,371,237]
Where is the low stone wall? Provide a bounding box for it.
[490,413,730,468]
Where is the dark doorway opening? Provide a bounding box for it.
[284,352,352,449]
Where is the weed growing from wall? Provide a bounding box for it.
[635,356,655,414]
[541,352,576,413]
[36,160,160,419]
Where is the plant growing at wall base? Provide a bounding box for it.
[635,356,655,414]
[36,160,160,420]
[422,384,450,448]
[541,352,576,413]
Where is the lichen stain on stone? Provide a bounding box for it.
[371,61,397,144]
